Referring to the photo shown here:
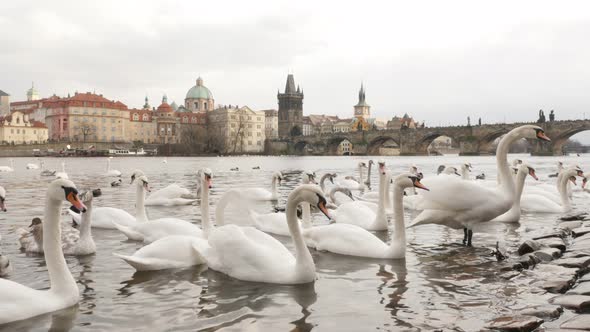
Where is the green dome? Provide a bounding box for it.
[186,77,213,100]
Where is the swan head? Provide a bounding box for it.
[378,161,387,175]
[49,178,86,213]
[442,166,460,176]
[80,188,102,203]
[583,176,588,189]
[273,172,283,185]
[462,163,472,172]
[302,171,316,184]
[130,169,145,184]
[29,217,42,227]
[328,173,337,184]
[358,162,367,168]
[436,165,446,175]
[293,185,331,219]
[518,164,538,180]
[409,164,418,174]
[0,186,5,212]
[368,160,374,165]
[517,125,551,141]
[200,168,213,188]
[134,175,151,192]
[394,173,429,191]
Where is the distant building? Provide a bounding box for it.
[351,83,371,132]
[185,77,214,112]
[334,119,352,133]
[337,139,353,155]
[27,82,40,101]
[302,116,313,136]
[263,109,278,139]
[278,74,304,138]
[0,110,47,144]
[0,90,9,116]
[387,113,417,130]
[208,105,266,153]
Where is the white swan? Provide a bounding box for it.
[18,217,79,254]
[113,174,203,243]
[338,162,367,190]
[0,253,10,277]
[131,170,198,206]
[205,184,331,284]
[492,164,539,222]
[26,160,40,170]
[556,167,584,213]
[105,158,121,177]
[0,178,85,324]
[460,163,472,180]
[114,235,207,271]
[409,125,551,246]
[0,186,6,212]
[363,160,374,188]
[319,173,337,194]
[0,159,14,172]
[303,174,428,258]
[40,161,56,177]
[55,161,68,179]
[237,171,283,201]
[333,161,389,231]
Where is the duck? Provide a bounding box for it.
[0,159,14,172]
[303,174,428,258]
[204,184,331,284]
[236,171,283,201]
[105,158,121,177]
[0,178,86,324]
[230,167,239,171]
[112,173,204,243]
[111,179,123,187]
[409,125,551,246]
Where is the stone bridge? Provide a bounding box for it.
[266,120,590,156]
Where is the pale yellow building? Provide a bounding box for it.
[208,106,266,153]
[0,110,48,144]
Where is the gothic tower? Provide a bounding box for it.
[278,74,304,138]
[353,83,370,120]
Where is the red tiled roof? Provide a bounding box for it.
[31,121,47,128]
[156,102,173,113]
[43,92,128,110]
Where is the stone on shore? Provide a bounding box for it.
[518,305,563,320]
[533,248,562,262]
[485,315,543,332]
[567,282,590,296]
[518,240,541,256]
[533,230,568,240]
[538,238,567,252]
[548,295,590,312]
[580,274,590,283]
[553,256,590,269]
[536,279,575,294]
[560,221,583,231]
[560,314,590,330]
[572,227,590,238]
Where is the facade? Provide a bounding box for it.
[337,139,353,155]
[185,77,214,112]
[334,119,352,133]
[0,111,48,144]
[263,109,278,139]
[0,90,9,116]
[387,113,417,130]
[277,74,304,138]
[302,116,313,136]
[208,105,266,153]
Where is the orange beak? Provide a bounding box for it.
[143,182,151,192]
[569,176,577,186]
[67,192,86,213]
[414,179,429,191]
[529,170,539,181]
[318,200,331,220]
[537,131,551,142]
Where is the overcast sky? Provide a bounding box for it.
[2,0,590,138]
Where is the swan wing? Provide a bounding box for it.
[239,188,273,201]
[303,224,390,258]
[148,184,192,199]
[520,193,562,213]
[252,212,291,236]
[138,218,204,243]
[113,222,145,241]
[409,209,465,229]
[418,176,504,212]
[333,202,376,229]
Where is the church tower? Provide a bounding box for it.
[353,83,370,120]
[278,74,304,138]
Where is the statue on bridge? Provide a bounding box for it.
[467,116,471,126]
[537,109,546,123]
[549,110,555,122]
[478,117,481,126]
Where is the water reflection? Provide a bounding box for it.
[0,305,78,332]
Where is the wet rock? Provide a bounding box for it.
[570,242,590,252]
[567,283,590,296]
[518,305,563,320]
[560,220,583,231]
[548,295,590,312]
[577,233,590,243]
[518,240,541,256]
[562,251,590,259]
[539,238,567,252]
[544,329,588,332]
[553,257,590,269]
[580,274,590,283]
[530,265,578,293]
[560,314,590,330]
[500,271,520,280]
[534,230,568,240]
[518,254,541,269]
[562,213,588,221]
[485,315,543,332]
[533,248,562,262]
[535,279,574,294]
[573,227,590,238]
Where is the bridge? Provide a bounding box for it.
[265,120,590,156]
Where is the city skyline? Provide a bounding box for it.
[2,1,590,132]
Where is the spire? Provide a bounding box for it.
[197,77,203,86]
[285,74,296,94]
[162,94,168,104]
[297,85,300,93]
[358,82,366,103]
[143,95,150,109]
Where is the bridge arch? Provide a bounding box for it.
[294,140,313,155]
[415,132,458,155]
[367,136,400,155]
[550,125,590,155]
[478,129,510,155]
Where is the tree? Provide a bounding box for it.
[290,125,302,137]
[179,123,207,154]
[78,122,96,143]
[231,110,246,153]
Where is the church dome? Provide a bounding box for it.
[186,77,213,100]
[156,94,173,113]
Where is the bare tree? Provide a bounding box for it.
[231,110,246,154]
[78,122,96,143]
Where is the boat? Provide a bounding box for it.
[108,148,148,156]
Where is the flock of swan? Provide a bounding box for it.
[0,124,588,325]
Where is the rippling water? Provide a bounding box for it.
[0,154,588,331]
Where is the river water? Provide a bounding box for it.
[0,154,587,331]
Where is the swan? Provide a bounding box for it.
[492,164,539,222]
[26,160,40,170]
[114,235,207,271]
[319,173,337,194]
[130,170,199,206]
[40,161,56,177]
[338,162,367,190]
[55,161,68,179]
[113,173,204,243]
[234,171,283,201]
[333,161,389,231]
[409,125,551,246]
[520,173,575,214]
[18,217,80,254]
[111,179,122,187]
[556,167,584,213]
[0,253,10,277]
[105,158,121,177]
[548,161,564,178]
[162,157,168,164]
[204,184,331,284]
[0,186,6,212]
[0,159,14,172]
[303,174,428,258]
[460,163,472,180]
[300,171,316,226]
[0,178,86,324]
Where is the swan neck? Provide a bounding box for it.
[201,180,211,236]
[45,196,77,297]
[301,203,311,226]
[79,200,93,241]
[135,184,148,222]
[287,197,314,275]
[558,174,571,210]
[215,190,236,227]
[391,185,406,255]
[461,168,469,180]
[375,171,387,222]
[366,163,372,184]
[358,165,364,185]
[271,176,278,197]
[496,131,517,196]
[320,174,328,192]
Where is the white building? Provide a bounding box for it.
[0,110,48,144]
[264,109,278,139]
[208,106,266,153]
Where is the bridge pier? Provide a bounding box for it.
[458,137,481,156]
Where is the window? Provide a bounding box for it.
[257,132,261,137]
[17,129,20,134]
[194,102,198,109]
[34,130,36,134]
[204,102,207,109]
[231,123,235,128]
[257,140,262,145]
[133,113,139,121]
[248,132,252,137]
[111,118,115,123]
[248,141,252,145]
[142,114,149,121]
[102,111,106,115]
[102,118,106,123]
[257,124,261,129]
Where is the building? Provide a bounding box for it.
[208,105,266,153]
[27,83,40,101]
[0,110,48,144]
[263,109,278,139]
[185,77,214,112]
[277,74,304,138]
[351,83,372,132]
[387,113,417,130]
[337,139,353,155]
[302,116,313,136]
[154,95,180,144]
[0,90,9,116]
[334,119,352,133]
